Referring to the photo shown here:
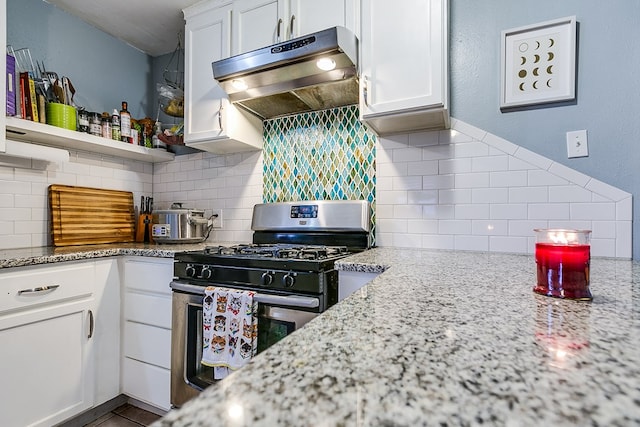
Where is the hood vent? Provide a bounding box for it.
[212,26,359,120]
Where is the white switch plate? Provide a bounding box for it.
[566,130,589,158]
[211,209,223,228]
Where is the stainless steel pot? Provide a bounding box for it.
[152,203,213,243]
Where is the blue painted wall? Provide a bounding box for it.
[450,1,640,257]
[7,0,153,118]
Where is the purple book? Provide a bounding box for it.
[6,54,16,116]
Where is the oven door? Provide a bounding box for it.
[170,281,320,408]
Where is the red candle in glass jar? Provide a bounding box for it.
[534,229,592,300]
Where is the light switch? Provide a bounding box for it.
[566,130,588,158]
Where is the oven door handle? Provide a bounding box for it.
[170,281,320,309]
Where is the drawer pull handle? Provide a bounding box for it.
[17,284,60,295]
[88,310,94,339]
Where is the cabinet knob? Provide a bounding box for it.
[289,15,296,39]
[276,18,283,42]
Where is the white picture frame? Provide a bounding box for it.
[500,16,577,109]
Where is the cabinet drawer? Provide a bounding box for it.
[123,321,171,369]
[122,258,173,295]
[122,357,171,411]
[124,291,172,328]
[0,262,94,314]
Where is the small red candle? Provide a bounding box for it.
[534,229,592,300]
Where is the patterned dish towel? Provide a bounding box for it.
[202,286,257,380]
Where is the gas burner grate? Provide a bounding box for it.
[203,244,349,260]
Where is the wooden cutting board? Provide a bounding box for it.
[49,184,136,246]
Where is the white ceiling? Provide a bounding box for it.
[45,0,203,57]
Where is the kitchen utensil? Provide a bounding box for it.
[46,102,76,130]
[152,202,213,243]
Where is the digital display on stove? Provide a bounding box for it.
[290,204,318,219]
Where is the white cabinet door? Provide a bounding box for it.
[360,0,449,135]
[183,2,263,154]
[120,257,174,411]
[289,0,358,39]
[93,259,121,407]
[0,262,95,427]
[232,0,285,54]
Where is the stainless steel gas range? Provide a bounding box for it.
[170,200,371,407]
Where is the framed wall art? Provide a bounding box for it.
[500,16,577,109]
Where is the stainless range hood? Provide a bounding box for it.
[212,26,358,120]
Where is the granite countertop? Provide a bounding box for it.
[0,242,208,269]
[155,247,640,426]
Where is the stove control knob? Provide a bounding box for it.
[261,272,274,286]
[185,265,196,278]
[201,266,213,280]
[282,273,295,288]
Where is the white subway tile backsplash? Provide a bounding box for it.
[570,203,616,220]
[422,234,454,250]
[549,185,593,202]
[528,203,570,220]
[472,155,508,172]
[439,189,472,204]
[471,220,508,236]
[616,221,632,258]
[508,187,548,203]
[407,160,438,176]
[393,204,423,219]
[513,147,553,170]
[0,118,631,259]
[392,233,423,248]
[472,188,508,204]
[508,220,549,236]
[423,174,455,190]
[490,171,527,187]
[490,204,528,220]
[407,190,438,205]
[456,172,490,189]
[392,176,423,191]
[489,236,528,254]
[617,198,633,221]
[439,158,472,174]
[377,190,408,205]
[527,170,569,186]
[438,219,472,235]
[455,204,489,220]
[455,235,489,251]
[423,204,455,220]
[407,219,439,234]
[548,162,590,187]
[393,147,424,163]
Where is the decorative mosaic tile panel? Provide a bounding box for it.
[263,105,377,238]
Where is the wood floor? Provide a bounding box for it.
[84,404,162,427]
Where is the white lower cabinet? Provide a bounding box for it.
[338,270,380,301]
[0,262,96,427]
[93,259,122,407]
[120,257,174,411]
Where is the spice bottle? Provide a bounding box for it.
[101,114,112,139]
[89,112,102,136]
[78,109,90,133]
[120,101,131,143]
[111,109,121,141]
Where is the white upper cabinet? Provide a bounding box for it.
[288,0,359,40]
[232,0,285,54]
[183,1,263,154]
[233,0,359,55]
[359,0,449,135]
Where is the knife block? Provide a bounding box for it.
[135,214,154,243]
